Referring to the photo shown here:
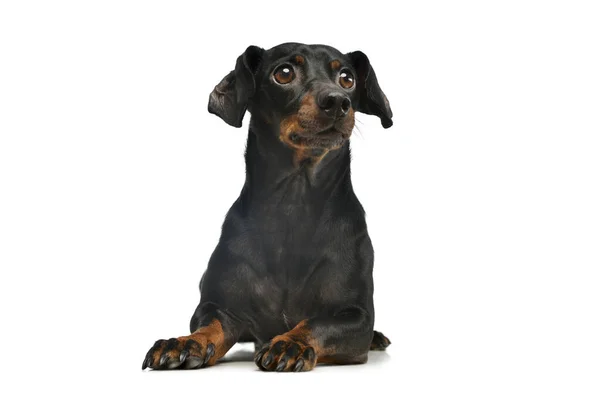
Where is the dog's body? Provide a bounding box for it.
[142,43,393,372]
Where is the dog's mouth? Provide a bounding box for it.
[289,118,355,146]
[313,126,346,138]
[288,127,348,149]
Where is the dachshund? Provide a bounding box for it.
[142,42,393,372]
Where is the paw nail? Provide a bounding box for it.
[179,350,189,363]
[204,344,215,364]
[276,360,286,372]
[262,354,272,368]
[159,354,168,366]
[254,348,267,364]
[294,359,304,372]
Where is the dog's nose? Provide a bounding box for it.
[318,92,351,118]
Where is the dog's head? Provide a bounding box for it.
[208,43,392,151]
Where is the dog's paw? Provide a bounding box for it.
[141,335,217,370]
[370,330,391,350]
[255,338,316,372]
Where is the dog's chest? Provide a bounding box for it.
[247,257,351,328]
[247,178,327,248]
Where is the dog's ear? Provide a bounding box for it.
[208,45,264,127]
[347,51,393,128]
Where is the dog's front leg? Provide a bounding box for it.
[255,306,373,372]
[142,302,242,370]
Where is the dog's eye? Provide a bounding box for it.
[273,65,295,84]
[339,69,355,89]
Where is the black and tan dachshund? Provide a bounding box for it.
[142,43,393,372]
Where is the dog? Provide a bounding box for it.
[142,43,393,372]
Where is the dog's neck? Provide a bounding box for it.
[240,118,352,206]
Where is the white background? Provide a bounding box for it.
[1,1,599,399]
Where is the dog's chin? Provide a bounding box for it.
[289,128,350,149]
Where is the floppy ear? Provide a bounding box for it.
[347,51,393,128]
[208,45,264,127]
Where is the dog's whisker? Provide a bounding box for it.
[353,124,365,140]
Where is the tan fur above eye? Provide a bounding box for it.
[330,60,341,70]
